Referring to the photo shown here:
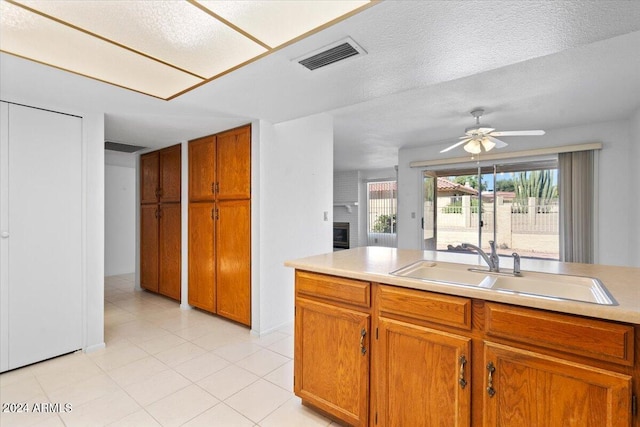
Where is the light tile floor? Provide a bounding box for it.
[0,274,337,426]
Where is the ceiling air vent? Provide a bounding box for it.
[296,37,366,71]
[105,141,146,153]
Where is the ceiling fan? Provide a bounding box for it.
[440,109,545,154]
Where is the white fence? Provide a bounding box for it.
[436,196,559,258]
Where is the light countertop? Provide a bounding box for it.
[285,247,640,324]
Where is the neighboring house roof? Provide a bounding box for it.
[437,177,478,196]
[368,179,512,198]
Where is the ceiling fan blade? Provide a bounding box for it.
[490,130,545,137]
[487,135,508,149]
[440,139,470,153]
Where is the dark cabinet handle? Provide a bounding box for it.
[459,355,467,389]
[487,362,496,397]
[360,328,366,355]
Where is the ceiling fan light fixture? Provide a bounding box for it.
[481,138,496,152]
[440,108,546,155]
[463,140,482,154]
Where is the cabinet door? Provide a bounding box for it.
[140,151,159,204]
[188,202,216,312]
[483,342,632,427]
[217,125,250,200]
[158,203,181,300]
[376,317,471,427]
[216,199,251,325]
[189,136,216,202]
[159,144,181,203]
[295,298,370,427]
[140,205,159,292]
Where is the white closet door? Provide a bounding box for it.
[2,103,83,371]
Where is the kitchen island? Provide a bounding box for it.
[286,247,640,426]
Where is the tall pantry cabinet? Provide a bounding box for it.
[140,144,181,301]
[189,125,251,326]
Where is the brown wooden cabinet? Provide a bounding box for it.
[216,199,251,324]
[483,342,631,427]
[188,202,216,312]
[188,136,216,202]
[188,125,251,326]
[481,302,634,427]
[140,151,160,204]
[158,203,181,300]
[140,204,159,292]
[373,285,472,427]
[376,319,471,426]
[216,126,251,200]
[293,272,638,427]
[159,144,181,203]
[294,271,371,427]
[141,203,181,299]
[139,145,181,300]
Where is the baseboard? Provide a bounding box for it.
[251,320,294,337]
[84,342,106,354]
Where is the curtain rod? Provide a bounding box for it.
[409,142,602,168]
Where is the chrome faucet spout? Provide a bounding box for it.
[512,252,521,275]
[461,240,499,272]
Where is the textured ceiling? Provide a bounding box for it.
[1,0,639,171]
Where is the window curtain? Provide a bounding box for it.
[558,150,594,263]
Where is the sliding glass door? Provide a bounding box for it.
[424,159,559,260]
[422,172,437,250]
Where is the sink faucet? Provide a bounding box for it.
[512,252,521,275]
[461,240,500,272]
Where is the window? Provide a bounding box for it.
[367,180,397,247]
[424,159,560,260]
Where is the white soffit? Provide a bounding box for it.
[0,0,373,99]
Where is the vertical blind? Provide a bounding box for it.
[558,150,595,263]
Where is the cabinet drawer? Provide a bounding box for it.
[485,303,634,366]
[296,271,370,309]
[378,285,471,330]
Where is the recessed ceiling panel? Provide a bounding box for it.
[0,1,202,99]
[196,0,371,48]
[0,0,374,99]
[14,0,268,79]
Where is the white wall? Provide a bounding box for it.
[398,118,637,267]
[334,170,360,249]
[253,114,333,335]
[629,109,640,267]
[83,112,106,352]
[105,154,136,276]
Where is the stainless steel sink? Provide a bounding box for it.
[489,271,617,305]
[390,261,617,305]
[390,261,498,288]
